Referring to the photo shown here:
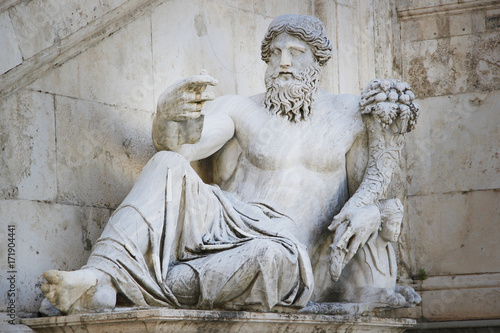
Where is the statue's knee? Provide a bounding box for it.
[251,239,289,263]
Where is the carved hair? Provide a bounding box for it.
[376,199,404,224]
[261,14,333,67]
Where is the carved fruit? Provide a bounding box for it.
[375,92,387,102]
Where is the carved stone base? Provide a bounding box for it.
[22,308,416,332]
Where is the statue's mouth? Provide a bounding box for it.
[278,71,294,80]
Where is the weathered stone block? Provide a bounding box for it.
[152,0,236,101]
[0,200,111,313]
[8,0,127,59]
[420,274,500,321]
[232,10,269,96]
[397,0,459,12]
[337,3,360,94]
[0,10,23,75]
[403,30,500,97]
[29,14,154,112]
[254,0,313,19]
[209,0,254,12]
[55,96,155,209]
[196,2,241,95]
[406,91,500,196]
[0,89,57,201]
[314,0,339,93]
[407,190,500,276]
[449,11,485,37]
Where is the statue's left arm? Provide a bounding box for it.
[328,79,420,281]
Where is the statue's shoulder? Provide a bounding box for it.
[316,90,362,121]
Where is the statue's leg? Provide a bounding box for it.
[41,151,192,313]
[42,151,224,313]
[165,263,200,305]
[40,202,153,314]
[166,238,302,310]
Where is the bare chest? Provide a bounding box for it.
[232,104,359,173]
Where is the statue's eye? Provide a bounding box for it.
[272,48,281,56]
[290,48,304,56]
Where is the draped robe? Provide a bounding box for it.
[85,151,313,310]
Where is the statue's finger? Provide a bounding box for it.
[328,211,349,231]
[328,219,342,232]
[334,210,350,222]
[177,110,203,119]
[336,226,353,250]
[331,223,347,245]
[187,91,215,104]
[343,236,360,263]
[185,75,219,92]
[182,103,203,112]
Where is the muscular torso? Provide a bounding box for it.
[203,90,365,251]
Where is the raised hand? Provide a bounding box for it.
[156,70,218,121]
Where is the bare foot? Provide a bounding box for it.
[41,269,116,314]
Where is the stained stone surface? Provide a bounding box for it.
[399,1,500,321]
[0,200,111,314]
[22,308,416,333]
[405,91,500,197]
[0,89,57,201]
[0,11,22,75]
[8,0,128,59]
[408,190,500,275]
[29,14,155,112]
[54,95,155,209]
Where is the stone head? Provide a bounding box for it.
[377,199,404,243]
[261,15,333,122]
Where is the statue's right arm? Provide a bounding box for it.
[152,74,235,161]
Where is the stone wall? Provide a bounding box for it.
[398,0,500,322]
[0,0,498,327]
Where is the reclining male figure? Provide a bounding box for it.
[41,14,415,314]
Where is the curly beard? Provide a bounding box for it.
[264,62,321,122]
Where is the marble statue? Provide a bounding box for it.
[40,14,420,315]
[333,199,421,307]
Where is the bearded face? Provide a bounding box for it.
[264,61,321,122]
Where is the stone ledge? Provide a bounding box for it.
[22,308,416,333]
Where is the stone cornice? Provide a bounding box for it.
[415,272,500,291]
[0,0,164,100]
[398,0,500,20]
[22,309,416,332]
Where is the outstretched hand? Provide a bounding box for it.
[328,205,381,281]
[156,70,218,121]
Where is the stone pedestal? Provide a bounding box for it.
[22,308,416,332]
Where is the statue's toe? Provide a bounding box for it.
[43,270,62,283]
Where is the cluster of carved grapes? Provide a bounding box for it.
[360,79,420,133]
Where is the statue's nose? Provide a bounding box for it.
[280,52,291,68]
